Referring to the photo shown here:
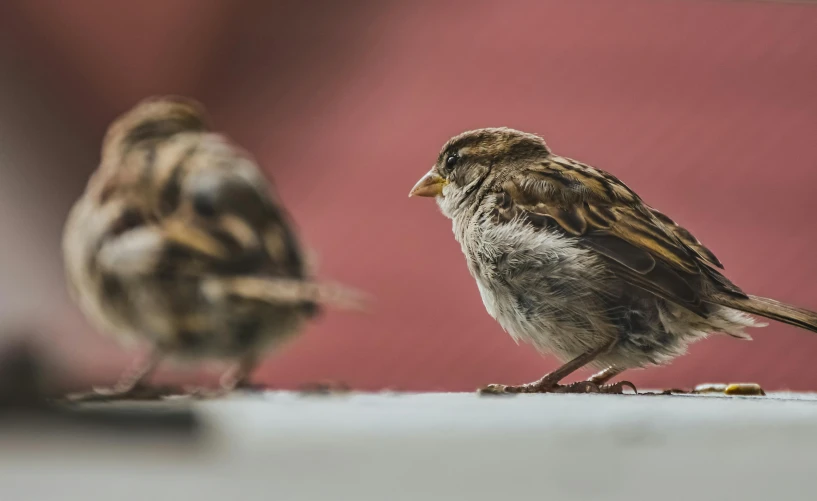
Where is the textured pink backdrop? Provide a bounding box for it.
[2,0,816,391]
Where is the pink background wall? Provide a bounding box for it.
[1,0,816,391]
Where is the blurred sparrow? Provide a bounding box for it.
[410,127,817,394]
[63,96,360,398]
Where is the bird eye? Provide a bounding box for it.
[445,153,459,168]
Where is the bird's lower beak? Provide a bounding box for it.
[408,171,446,198]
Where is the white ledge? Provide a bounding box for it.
[1,391,816,501]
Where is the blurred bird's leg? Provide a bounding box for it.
[219,355,265,392]
[479,339,633,394]
[184,356,264,399]
[109,350,162,393]
[69,350,173,401]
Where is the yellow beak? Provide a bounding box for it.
[408,170,446,198]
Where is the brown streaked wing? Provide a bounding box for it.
[643,206,745,298]
[647,206,724,270]
[493,158,748,313]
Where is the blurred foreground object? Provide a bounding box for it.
[0,337,59,408]
[62,96,363,400]
[0,332,200,437]
[410,127,817,395]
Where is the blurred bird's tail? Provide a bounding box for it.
[714,294,817,334]
[202,277,369,312]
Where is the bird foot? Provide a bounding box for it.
[592,380,637,394]
[479,380,636,395]
[66,382,182,402]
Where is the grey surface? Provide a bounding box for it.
[1,391,817,501]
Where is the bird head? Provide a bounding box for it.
[409,127,550,217]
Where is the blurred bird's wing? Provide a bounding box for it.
[493,156,747,316]
[137,133,310,280]
[93,118,367,311]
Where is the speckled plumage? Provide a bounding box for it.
[63,96,359,396]
[411,127,817,393]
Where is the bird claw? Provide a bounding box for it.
[478,382,555,394]
[478,383,514,395]
[67,383,181,402]
[555,381,601,393]
[478,379,637,395]
[599,380,638,394]
[556,381,636,394]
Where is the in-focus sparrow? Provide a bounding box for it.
[410,127,817,394]
[63,96,359,398]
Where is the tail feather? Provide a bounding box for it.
[714,294,817,334]
[201,276,369,312]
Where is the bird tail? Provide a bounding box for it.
[714,294,817,334]
[201,277,369,312]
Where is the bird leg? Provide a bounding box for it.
[479,340,633,395]
[68,350,177,402]
[219,355,266,392]
[586,367,637,394]
[186,355,266,399]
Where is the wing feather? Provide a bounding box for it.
[493,156,746,314]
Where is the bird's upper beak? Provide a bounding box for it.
[408,170,447,198]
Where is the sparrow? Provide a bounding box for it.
[409,127,817,394]
[63,96,360,398]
